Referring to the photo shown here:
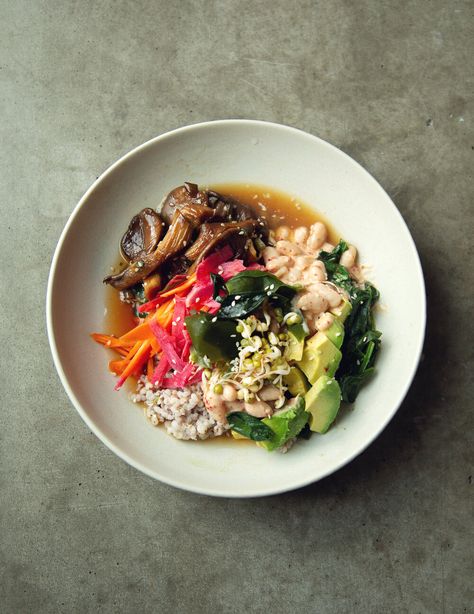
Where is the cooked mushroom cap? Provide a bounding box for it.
[185,220,258,262]
[160,185,209,225]
[104,203,214,290]
[120,208,165,262]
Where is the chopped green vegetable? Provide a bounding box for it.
[185,313,240,363]
[227,412,274,441]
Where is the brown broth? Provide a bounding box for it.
[209,183,340,243]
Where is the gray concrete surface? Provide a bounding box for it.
[1,1,472,612]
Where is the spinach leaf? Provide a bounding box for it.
[318,242,382,403]
[318,241,353,292]
[338,283,382,402]
[185,313,240,363]
[227,412,274,441]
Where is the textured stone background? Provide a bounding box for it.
[1,1,472,612]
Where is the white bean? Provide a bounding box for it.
[286,267,303,283]
[294,255,314,270]
[307,222,327,251]
[303,261,326,283]
[274,225,291,240]
[262,246,279,263]
[274,266,289,279]
[225,400,245,413]
[340,244,357,268]
[297,292,328,314]
[311,283,342,308]
[321,242,335,253]
[315,312,334,331]
[266,255,290,272]
[294,226,309,245]
[244,401,272,418]
[259,384,281,401]
[276,240,303,257]
[222,384,237,402]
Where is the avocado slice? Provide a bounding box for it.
[324,319,345,349]
[285,330,305,361]
[283,366,310,396]
[259,397,309,451]
[330,298,351,323]
[305,375,341,433]
[298,331,342,384]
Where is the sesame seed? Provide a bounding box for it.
[176,316,181,322]
[212,317,217,322]
[172,321,177,326]
[234,295,241,300]
[195,297,200,303]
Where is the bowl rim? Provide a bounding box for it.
[46,119,426,497]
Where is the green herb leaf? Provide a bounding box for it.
[227,412,274,441]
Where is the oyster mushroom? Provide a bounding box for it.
[119,208,165,263]
[185,219,258,263]
[104,202,214,290]
[160,183,209,225]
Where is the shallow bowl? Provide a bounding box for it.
[47,120,425,497]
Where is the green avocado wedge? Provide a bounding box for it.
[258,397,309,451]
[330,298,352,323]
[324,318,345,349]
[305,375,341,433]
[283,366,310,396]
[298,331,342,385]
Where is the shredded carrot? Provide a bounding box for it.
[159,273,196,298]
[91,333,134,349]
[115,340,151,389]
[146,357,154,380]
[119,319,153,343]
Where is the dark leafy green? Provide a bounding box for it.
[210,273,226,300]
[185,313,240,363]
[318,242,382,402]
[318,240,353,292]
[131,283,148,318]
[338,284,381,402]
[216,270,297,319]
[227,412,274,441]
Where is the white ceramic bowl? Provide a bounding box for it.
[47,120,425,497]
